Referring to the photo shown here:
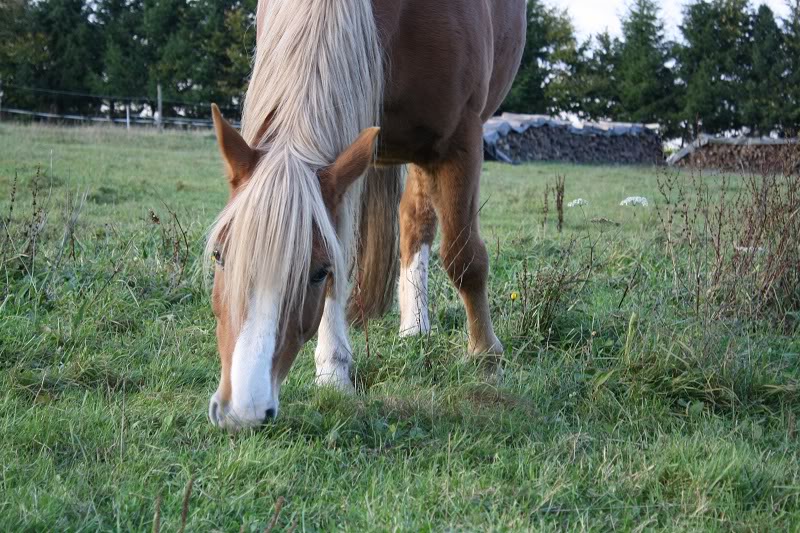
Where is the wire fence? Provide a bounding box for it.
[0,83,242,130]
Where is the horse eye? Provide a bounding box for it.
[212,249,224,269]
[310,266,330,285]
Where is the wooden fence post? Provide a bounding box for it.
[156,84,163,131]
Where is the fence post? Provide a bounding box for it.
[0,77,3,121]
[156,84,163,131]
[126,103,130,130]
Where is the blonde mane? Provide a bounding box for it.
[205,0,384,327]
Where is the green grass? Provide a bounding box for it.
[1,123,798,531]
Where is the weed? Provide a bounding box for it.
[506,238,594,343]
[555,174,565,233]
[657,167,800,326]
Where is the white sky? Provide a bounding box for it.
[557,0,791,40]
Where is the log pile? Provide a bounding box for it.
[483,113,664,166]
[668,136,800,175]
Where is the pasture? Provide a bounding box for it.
[1,123,798,530]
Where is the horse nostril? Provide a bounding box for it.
[263,408,276,422]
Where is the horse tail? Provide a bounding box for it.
[347,165,404,323]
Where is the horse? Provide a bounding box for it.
[205,0,526,430]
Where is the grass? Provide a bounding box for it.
[1,122,798,531]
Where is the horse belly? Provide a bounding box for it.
[374,0,525,165]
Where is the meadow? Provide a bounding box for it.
[1,123,798,531]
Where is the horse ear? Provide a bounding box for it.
[320,127,380,207]
[211,103,258,190]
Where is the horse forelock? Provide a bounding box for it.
[206,0,383,330]
[206,147,342,329]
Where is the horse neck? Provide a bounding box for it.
[242,0,384,160]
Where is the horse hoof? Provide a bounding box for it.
[315,366,355,393]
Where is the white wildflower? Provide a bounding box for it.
[567,198,588,208]
[734,244,766,254]
[620,196,649,207]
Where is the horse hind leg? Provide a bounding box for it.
[427,117,503,359]
[398,164,437,337]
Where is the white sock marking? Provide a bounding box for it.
[399,244,431,336]
[314,297,354,390]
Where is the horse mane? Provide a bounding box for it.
[205,0,384,327]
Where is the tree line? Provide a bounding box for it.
[506,0,800,140]
[1,0,798,140]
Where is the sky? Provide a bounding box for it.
[558,0,791,40]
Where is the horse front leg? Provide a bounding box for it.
[314,296,354,391]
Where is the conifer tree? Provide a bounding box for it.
[94,0,148,114]
[616,0,677,135]
[784,0,800,135]
[503,1,579,114]
[742,5,785,136]
[566,32,621,121]
[31,0,102,113]
[677,0,751,137]
[0,0,48,109]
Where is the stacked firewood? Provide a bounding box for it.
[489,124,664,166]
[674,142,800,175]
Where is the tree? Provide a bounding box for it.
[502,1,579,114]
[30,0,102,113]
[0,0,49,109]
[741,5,784,136]
[616,0,678,135]
[784,0,800,136]
[140,0,197,112]
[138,0,255,117]
[93,0,149,116]
[557,32,621,121]
[677,0,751,137]
[191,0,257,112]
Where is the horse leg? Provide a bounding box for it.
[314,296,354,391]
[427,118,503,358]
[399,164,437,336]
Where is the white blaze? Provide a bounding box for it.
[211,296,279,429]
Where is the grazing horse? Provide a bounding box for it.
[206,0,525,429]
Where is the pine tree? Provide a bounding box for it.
[141,0,197,111]
[0,0,49,109]
[502,1,579,114]
[539,11,585,116]
[218,5,257,108]
[742,5,784,136]
[192,0,257,113]
[30,0,103,113]
[565,32,621,121]
[616,0,677,135]
[784,0,800,135]
[677,0,751,137]
[94,0,148,115]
